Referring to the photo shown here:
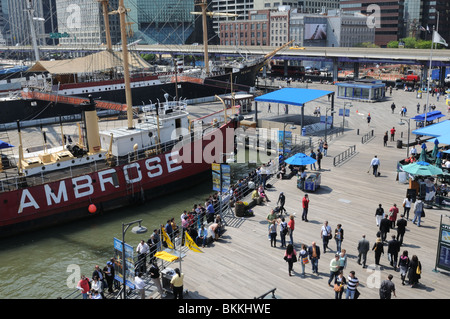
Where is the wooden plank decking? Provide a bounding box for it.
[175,85,450,300]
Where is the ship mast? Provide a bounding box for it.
[110,0,134,130]
[97,0,113,51]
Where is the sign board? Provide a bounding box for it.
[339,108,350,117]
[113,237,136,289]
[436,221,450,272]
[320,115,333,125]
[50,32,70,39]
[278,130,292,154]
[212,163,231,192]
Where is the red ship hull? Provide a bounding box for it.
[0,121,236,238]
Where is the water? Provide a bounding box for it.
[0,162,258,299]
[0,180,213,299]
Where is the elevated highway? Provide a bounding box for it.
[3,44,449,66]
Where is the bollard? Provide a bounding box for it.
[357,129,359,135]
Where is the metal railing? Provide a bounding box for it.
[333,145,356,166]
[361,130,375,144]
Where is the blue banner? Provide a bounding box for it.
[113,237,135,289]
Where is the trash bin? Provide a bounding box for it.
[235,201,245,217]
[397,140,403,148]
[302,128,306,136]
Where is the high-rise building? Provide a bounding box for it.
[126,0,195,44]
[253,0,301,11]
[298,0,340,13]
[210,0,254,36]
[340,0,405,47]
[7,0,46,46]
[55,0,120,47]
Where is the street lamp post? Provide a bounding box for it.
[324,108,336,143]
[283,122,296,159]
[399,118,411,158]
[121,219,147,299]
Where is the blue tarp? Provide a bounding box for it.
[410,111,445,122]
[254,88,333,107]
[412,120,450,137]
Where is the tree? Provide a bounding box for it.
[387,41,399,48]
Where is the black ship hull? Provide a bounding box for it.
[0,62,262,125]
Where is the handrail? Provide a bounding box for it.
[361,130,374,144]
[333,145,356,166]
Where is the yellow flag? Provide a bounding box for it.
[161,226,174,249]
[184,231,203,253]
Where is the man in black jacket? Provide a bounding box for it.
[379,216,391,243]
[396,214,407,245]
[387,235,401,270]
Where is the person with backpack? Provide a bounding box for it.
[279,217,288,248]
[379,274,396,299]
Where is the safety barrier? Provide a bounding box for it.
[333,145,356,166]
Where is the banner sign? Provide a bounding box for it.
[113,237,136,289]
[436,222,450,272]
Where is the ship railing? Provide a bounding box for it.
[119,122,223,166]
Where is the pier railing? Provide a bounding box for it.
[333,145,356,166]
[361,130,375,144]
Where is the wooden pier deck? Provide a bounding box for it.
[175,84,450,300]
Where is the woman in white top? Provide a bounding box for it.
[402,196,412,220]
[91,276,104,298]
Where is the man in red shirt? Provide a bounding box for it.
[390,127,396,142]
[302,194,309,222]
[77,275,91,299]
[388,204,399,229]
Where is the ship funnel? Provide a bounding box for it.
[82,95,102,154]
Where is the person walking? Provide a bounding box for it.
[334,271,346,299]
[339,249,348,271]
[391,102,396,114]
[383,131,388,146]
[310,149,317,170]
[308,241,321,275]
[269,220,278,248]
[379,216,391,243]
[287,215,295,245]
[279,217,288,248]
[407,255,422,288]
[379,274,397,299]
[328,254,341,287]
[390,127,396,142]
[317,149,323,170]
[334,224,344,253]
[277,192,286,216]
[398,250,410,285]
[357,235,370,268]
[321,221,332,253]
[375,204,384,227]
[387,235,400,270]
[402,196,412,220]
[323,141,328,156]
[170,268,184,299]
[149,260,166,298]
[345,271,359,299]
[412,197,424,227]
[369,155,380,177]
[372,237,384,266]
[302,194,309,222]
[396,214,407,245]
[388,204,399,229]
[284,244,297,276]
[298,244,309,277]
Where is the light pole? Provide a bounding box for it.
[121,219,147,299]
[324,108,336,143]
[399,118,411,158]
[283,122,296,159]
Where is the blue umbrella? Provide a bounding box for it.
[0,140,13,149]
[284,152,316,166]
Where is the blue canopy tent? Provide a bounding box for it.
[410,111,445,124]
[254,87,334,131]
[0,140,14,149]
[412,119,450,137]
